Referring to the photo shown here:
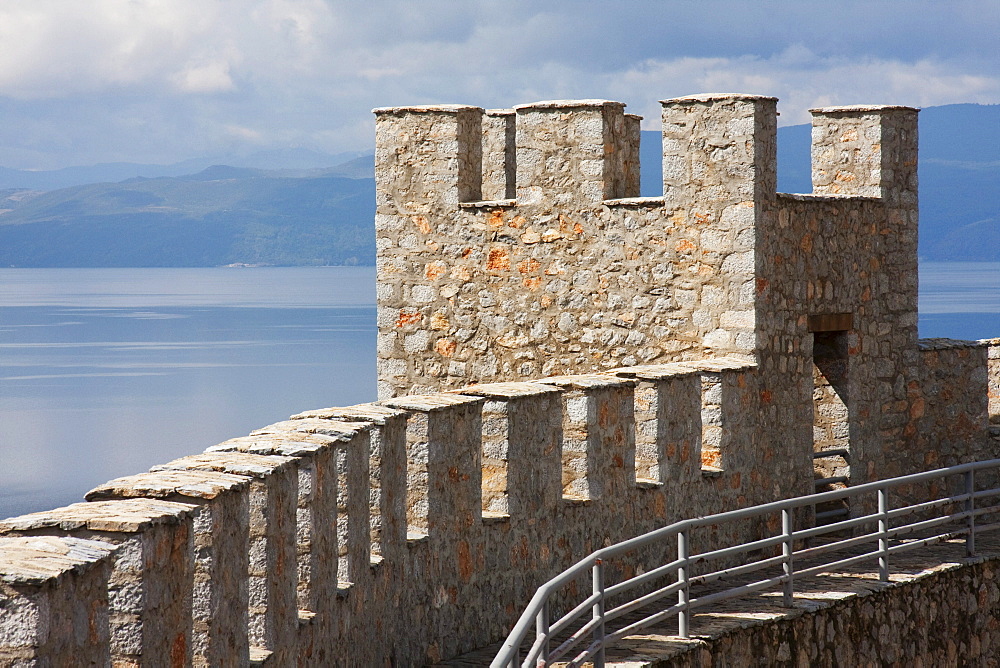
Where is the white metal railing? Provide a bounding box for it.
[492,459,1000,668]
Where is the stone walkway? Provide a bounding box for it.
[444,530,1000,667]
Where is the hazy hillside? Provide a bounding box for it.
[0,166,374,267]
[0,104,994,266]
[0,147,368,191]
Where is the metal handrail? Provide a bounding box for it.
[492,458,1000,668]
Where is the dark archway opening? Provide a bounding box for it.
[812,328,851,523]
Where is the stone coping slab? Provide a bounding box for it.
[513,99,625,111]
[607,363,702,380]
[86,469,251,502]
[0,536,117,586]
[207,433,341,457]
[151,452,295,478]
[918,337,988,351]
[603,196,665,207]
[676,357,757,373]
[607,357,757,377]
[290,403,409,425]
[448,381,562,399]
[381,393,485,413]
[251,418,370,440]
[0,499,195,534]
[458,199,517,208]
[662,93,778,104]
[541,374,636,390]
[777,192,878,202]
[371,104,480,115]
[810,104,919,113]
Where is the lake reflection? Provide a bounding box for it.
[0,267,376,518]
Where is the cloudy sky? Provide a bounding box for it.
[0,0,997,169]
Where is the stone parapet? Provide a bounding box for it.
[0,536,116,666]
[1,91,996,665]
[0,359,823,665]
[914,339,992,471]
[449,382,562,516]
[981,337,1000,425]
[373,95,922,403]
[0,499,195,665]
[151,453,298,665]
[86,470,252,667]
[810,104,919,206]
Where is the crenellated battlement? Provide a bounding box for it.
[0,357,801,664]
[1,93,997,666]
[373,95,914,215]
[2,338,996,664]
[374,95,921,403]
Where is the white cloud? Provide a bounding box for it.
[602,49,1000,126]
[223,124,264,142]
[0,0,997,167]
[171,62,237,94]
[0,0,333,98]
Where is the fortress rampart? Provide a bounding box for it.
[1,94,999,666]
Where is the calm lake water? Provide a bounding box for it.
[1,262,998,519]
[0,267,376,518]
[918,262,1000,340]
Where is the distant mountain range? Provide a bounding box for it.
[0,147,371,191]
[0,104,996,266]
[0,156,375,267]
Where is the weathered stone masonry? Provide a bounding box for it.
[374,95,994,487]
[1,94,998,666]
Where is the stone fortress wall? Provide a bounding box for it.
[1,94,999,666]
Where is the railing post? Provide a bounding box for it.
[593,559,606,667]
[535,600,550,666]
[878,486,890,581]
[781,508,794,607]
[966,469,977,557]
[677,529,690,638]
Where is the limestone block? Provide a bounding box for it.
[0,499,195,665]
[207,432,341,620]
[541,374,636,500]
[373,104,483,213]
[292,404,409,562]
[809,105,918,205]
[513,100,629,205]
[151,452,298,665]
[0,536,115,666]
[380,393,485,537]
[86,471,252,667]
[253,419,373,590]
[452,382,563,516]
